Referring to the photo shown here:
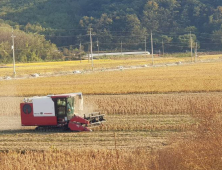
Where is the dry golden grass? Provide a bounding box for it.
[0,55,199,77]
[153,112,222,170]
[0,94,201,151]
[0,149,154,170]
[0,97,22,116]
[1,62,222,96]
[0,105,221,170]
[0,56,222,169]
[0,126,177,151]
[0,94,221,170]
[85,93,222,115]
[0,113,220,170]
[2,93,222,116]
[0,93,220,147]
[1,53,221,77]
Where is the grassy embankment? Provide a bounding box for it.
[0,55,221,169]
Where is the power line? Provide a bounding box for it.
[2,29,222,54]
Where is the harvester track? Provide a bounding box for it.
[35,126,69,132]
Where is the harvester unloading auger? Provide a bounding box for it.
[20,92,105,132]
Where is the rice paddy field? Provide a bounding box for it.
[0,55,222,170]
[0,53,221,78]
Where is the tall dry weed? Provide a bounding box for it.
[0,149,153,170]
[150,106,222,170]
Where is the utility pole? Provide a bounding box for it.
[121,40,123,55]
[79,41,82,50]
[145,35,147,52]
[87,43,90,63]
[96,38,99,57]
[195,42,198,63]
[79,41,82,63]
[11,28,16,76]
[190,31,193,62]
[90,28,93,70]
[162,39,164,57]
[151,31,154,65]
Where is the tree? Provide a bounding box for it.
[178,34,197,50]
[142,1,160,32]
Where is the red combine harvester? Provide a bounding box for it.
[20,92,105,132]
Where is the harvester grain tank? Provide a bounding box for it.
[20,92,105,131]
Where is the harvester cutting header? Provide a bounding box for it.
[20,92,105,132]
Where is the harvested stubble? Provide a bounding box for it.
[1,62,222,96]
[93,122,196,132]
[0,114,221,170]
[92,115,195,132]
[0,97,221,169]
[0,58,221,169]
[0,97,23,116]
[0,130,173,151]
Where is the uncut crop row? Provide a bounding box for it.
[1,93,222,116]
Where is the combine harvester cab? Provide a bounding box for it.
[20,92,105,132]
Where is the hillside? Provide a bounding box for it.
[1,0,222,62]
